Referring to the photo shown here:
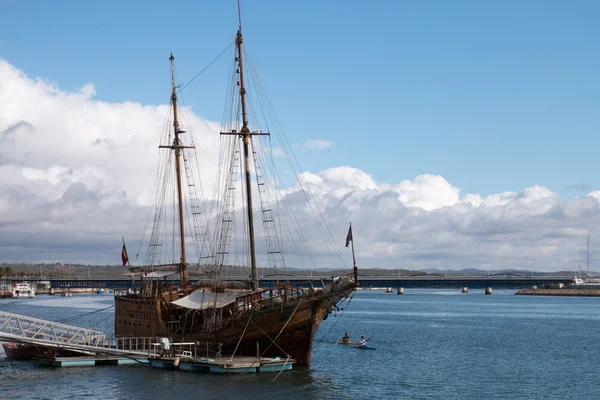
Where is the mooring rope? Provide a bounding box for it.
[56,304,115,324]
[249,318,288,356]
[311,291,355,350]
[259,300,301,357]
[229,310,253,360]
[272,356,291,382]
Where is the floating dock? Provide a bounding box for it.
[1,310,294,375]
[37,355,149,367]
[30,352,293,374]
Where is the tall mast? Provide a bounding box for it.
[220,1,269,290]
[161,54,189,289]
[587,233,590,276]
[236,1,258,290]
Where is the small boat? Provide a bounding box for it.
[62,289,72,297]
[335,340,358,345]
[3,342,83,360]
[356,346,376,351]
[12,282,35,298]
[2,343,52,360]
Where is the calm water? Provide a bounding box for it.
[1,290,600,399]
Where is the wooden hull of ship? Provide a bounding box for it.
[115,287,353,365]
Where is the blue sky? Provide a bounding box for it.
[1,0,599,198]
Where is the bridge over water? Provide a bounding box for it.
[8,276,576,290]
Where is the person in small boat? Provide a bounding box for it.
[342,332,351,343]
[358,336,367,347]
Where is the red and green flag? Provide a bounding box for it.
[121,238,129,266]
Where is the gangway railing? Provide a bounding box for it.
[0,311,107,345]
[0,311,160,357]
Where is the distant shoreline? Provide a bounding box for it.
[516,288,600,297]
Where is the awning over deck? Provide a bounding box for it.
[144,271,178,278]
[171,290,249,310]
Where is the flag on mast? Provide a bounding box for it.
[121,237,129,266]
[345,224,353,247]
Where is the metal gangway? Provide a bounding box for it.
[0,311,153,357]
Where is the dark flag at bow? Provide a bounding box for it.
[345,222,358,284]
[345,225,353,247]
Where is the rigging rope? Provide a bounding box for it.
[311,291,355,351]
[243,48,346,273]
[176,42,235,95]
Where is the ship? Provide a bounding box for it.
[114,3,357,365]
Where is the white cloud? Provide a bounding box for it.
[278,168,600,272]
[271,147,285,157]
[2,59,600,272]
[0,59,219,263]
[586,191,600,200]
[297,139,334,149]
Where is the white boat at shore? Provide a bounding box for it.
[12,282,35,298]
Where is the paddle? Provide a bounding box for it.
[358,335,373,344]
[356,336,376,351]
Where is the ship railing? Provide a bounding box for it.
[109,337,198,359]
[234,286,312,313]
[112,336,162,353]
[147,340,197,359]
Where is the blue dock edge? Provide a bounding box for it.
[37,355,293,373]
[149,356,295,374]
[148,358,176,369]
[37,356,149,368]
